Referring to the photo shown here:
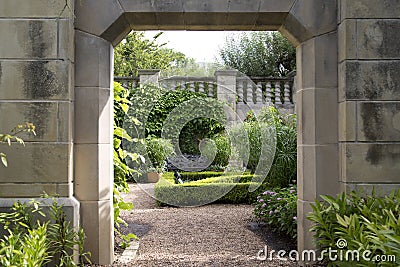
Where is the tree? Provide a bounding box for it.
[217,32,296,77]
[114,31,191,76]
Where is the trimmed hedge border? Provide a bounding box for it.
[155,173,268,206]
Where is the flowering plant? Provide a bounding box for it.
[254,186,297,239]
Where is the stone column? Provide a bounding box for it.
[0,0,79,233]
[138,69,160,85]
[338,1,400,194]
[74,30,114,264]
[215,70,238,124]
[280,0,340,259]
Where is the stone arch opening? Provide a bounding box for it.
[74,0,339,264]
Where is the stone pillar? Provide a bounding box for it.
[74,30,114,264]
[280,0,340,260]
[138,69,160,85]
[338,1,400,194]
[0,0,79,232]
[215,70,238,124]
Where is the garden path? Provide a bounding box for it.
[113,184,297,266]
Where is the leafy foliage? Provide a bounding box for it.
[114,31,190,77]
[254,186,298,239]
[155,172,266,206]
[229,107,297,187]
[0,122,36,167]
[218,32,296,77]
[0,197,91,266]
[307,190,400,267]
[127,83,226,155]
[201,134,232,168]
[113,82,140,247]
[145,136,175,172]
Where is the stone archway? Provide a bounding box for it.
[74,0,339,264]
[0,0,398,265]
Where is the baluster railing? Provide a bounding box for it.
[246,81,253,104]
[237,79,244,102]
[256,82,263,104]
[274,81,282,105]
[284,81,291,104]
[265,81,272,103]
[115,72,296,111]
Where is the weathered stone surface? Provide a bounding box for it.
[343,183,400,195]
[338,19,357,62]
[298,32,338,89]
[0,60,70,100]
[58,19,75,61]
[259,0,294,12]
[0,20,57,59]
[357,102,400,141]
[297,200,316,253]
[340,0,400,20]
[0,0,73,18]
[282,0,337,44]
[338,101,356,142]
[0,183,63,198]
[297,88,338,145]
[339,60,400,101]
[80,200,114,265]
[75,31,112,88]
[357,20,400,59]
[182,0,229,12]
[58,102,73,143]
[298,144,340,201]
[341,143,400,183]
[0,102,59,142]
[75,0,124,38]
[74,144,112,201]
[0,143,70,183]
[74,87,112,144]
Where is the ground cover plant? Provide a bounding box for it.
[253,186,297,239]
[0,196,90,266]
[307,189,400,267]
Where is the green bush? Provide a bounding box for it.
[229,107,297,188]
[145,137,175,172]
[127,84,226,155]
[187,174,255,184]
[155,181,266,206]
[162,171,224,182]
[253,186,297,239]
[0,197,90,266]
[201,134,231,167]
[307,189,400,267]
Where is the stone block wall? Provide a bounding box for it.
[338,0,400,194]
[0,0,79,260]
[0,1,75,198]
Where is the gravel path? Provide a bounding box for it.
[111,183,297,266]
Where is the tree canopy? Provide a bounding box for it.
[217,32,296,77]
[114,31,191,77]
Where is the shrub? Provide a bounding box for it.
[229,107,297,188]
[145,137,174,172]
[253,186,297,239]
[201,134,231,167]
[162,171,224,182]
[127,84,226,155]
[155,181,266,206]
[307,189,400,267]
[0,197,90,266]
